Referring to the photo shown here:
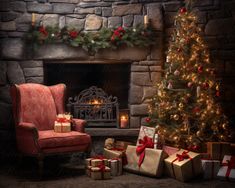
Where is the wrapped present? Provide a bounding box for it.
[108,158,122,176]
[164,149,202,182]
[104,148,124,159]
[231,144,235,155]
[201,159,220,179]
[124,145,168,177]
[217,155,235,181]
[104,138,115,150]
[54,121,71,133]
[86,165,92,176]
[207,142,231,160]
[137,126,155,146]
[90,165,111,180]
[115,140,133,150]
[85,157,108,167]
[163,145,180,156]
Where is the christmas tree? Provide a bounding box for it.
[146,4,231,150]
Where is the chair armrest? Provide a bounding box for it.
[72,119,87,133]
[18,122,38,139]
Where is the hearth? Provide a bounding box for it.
[67,86,119,128]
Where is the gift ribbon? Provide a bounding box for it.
[97,164,106,179]
[56,117,71,132]
[171,151,195,179]
[136,136,154,167]
[222,156,235,181]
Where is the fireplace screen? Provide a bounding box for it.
[67,86,119,128]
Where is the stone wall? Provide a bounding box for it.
[0,0,235,146]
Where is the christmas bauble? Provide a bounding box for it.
[179,103,184,108]
[216,91,220,97]
[203,82,209,89]
[173,114,179,120]
[174,70,180,76]
[196,130,203,137]
[222,123,228,129]
[145,117,151,123]
[187,82,193,88]
[180,7,187,14]
[198,66,203,73]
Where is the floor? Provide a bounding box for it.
[0,154,235,188]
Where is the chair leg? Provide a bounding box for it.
[37,154,44,178]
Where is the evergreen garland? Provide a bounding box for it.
[27,24,156,54]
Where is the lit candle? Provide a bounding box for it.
[144,15,149,27]
[120,115,128,128]
[32,13,35,26]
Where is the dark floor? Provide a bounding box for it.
[0,154,235,188]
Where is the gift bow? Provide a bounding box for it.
[56,117,70,123]
[136,136,154,167]
[97,164,106,172]
[176,151,190,161]
[222,156,235,180]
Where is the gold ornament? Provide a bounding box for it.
[179,103,184,108]
[222,123,227,129]
[173,114,180,121]
[196,130,203,137]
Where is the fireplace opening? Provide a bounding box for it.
[44,62,131,109]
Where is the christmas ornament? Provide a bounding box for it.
[198,66,203,73]
[203,82,209,89]
[180,7,187,14]
[179,103,184,108]
[145,117,151,123]
[174,70,180,76]
[167,82,173,89]
[173,114,179,121]
[187,82,193,88]
[216,91,220,97]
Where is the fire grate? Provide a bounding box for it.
[67,86,119,128]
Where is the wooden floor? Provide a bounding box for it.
[0,155,235,188]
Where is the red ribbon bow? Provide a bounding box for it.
[97,164,106,172]
[176,151,190,161]
[57,117,70,123]
[136,136,154,167]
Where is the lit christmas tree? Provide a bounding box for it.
[146,4,231,150]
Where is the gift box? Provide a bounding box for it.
[124,145,168,177]
[164,149,202,182]
[137,126,155,146]
[54,121,71,133]
[201,159,220,179]
[207,142,231,160]
[89,166,111,180]
[163,145,180,156]
[86,165,92,176]
[104,148,124,159]
[85,157,108,167]
[217,155,235,181]
[108,158,122,176]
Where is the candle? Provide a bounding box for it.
[144,15,149,26]
[120,115,128,128]
[32,13,35,26]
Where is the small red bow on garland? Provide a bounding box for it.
[176,151,190,161]
[136,136,154,167]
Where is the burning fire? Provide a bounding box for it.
[89,99,102,105]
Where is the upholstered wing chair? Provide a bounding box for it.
[10,83,91,175]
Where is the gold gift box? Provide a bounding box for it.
[164,149,202,182]
[104,148,124,159]
[207,142,231,160]
[124,145,168,177]
[54,121,71,133]
[90,166,111,180]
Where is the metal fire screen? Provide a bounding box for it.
[67,86,119,128]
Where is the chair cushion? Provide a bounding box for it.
[38,130,91,149]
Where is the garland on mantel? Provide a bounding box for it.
[27,24,156,54]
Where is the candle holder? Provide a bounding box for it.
[119,109,130,129]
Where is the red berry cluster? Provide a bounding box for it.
[69,31,79,39]
[111,26,125,42]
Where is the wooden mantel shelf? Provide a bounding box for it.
[85,128,140,137]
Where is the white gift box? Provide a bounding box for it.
[201,159,220,179]
[217,155,235,181]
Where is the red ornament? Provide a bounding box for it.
[111,27,125,41]
[39,26,48,36]
[198,66,203,73]
[187,82,193,88]
[69,31,78,39]
[216,91,220,97]
[180,7,187,14]
[193,107,200,113]
[203,82,209,89]
[177,48,182,52]
[145,117,151,123]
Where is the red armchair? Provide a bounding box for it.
[10,83,91,175]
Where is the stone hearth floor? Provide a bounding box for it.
[0,155,234,188]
